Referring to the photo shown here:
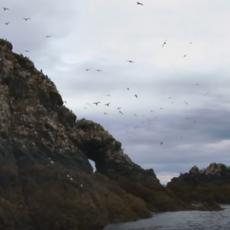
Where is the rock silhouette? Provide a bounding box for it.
[0,39,182,230]
[167,163,230,210]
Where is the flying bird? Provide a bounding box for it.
[183,54,187,58]
[85,68,90,71]
[162,41,167,47]
[127,60,134,63]
[134,94,138,98]
[93,102,100,106]
[136,2,144,6]
[119,111,124,115]
[4,22,10,25]
[2,7,9,11]
[160,141,164,145]
[117,107,122,110]
[96,69,102,72]
[105,103,110,107]
[45,35,52,38]
[24,50,30,53]
[23,17,31,21]
[126,88,130,90]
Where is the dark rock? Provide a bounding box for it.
[76,119,182,211]
[167,163,230,209]
[0,39,183,230]
[189,165,200,174]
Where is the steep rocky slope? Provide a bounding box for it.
[167,163,230,209]
[0,39,182,230]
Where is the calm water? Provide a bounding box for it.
[104,206,230,230]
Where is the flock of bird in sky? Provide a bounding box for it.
[1,2,206,148]
[2,6,52,41]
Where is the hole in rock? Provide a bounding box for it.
[88,159,96,173]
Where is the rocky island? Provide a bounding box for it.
[167,163,230,210]
[1,38,230,230]
[0,39,185,230]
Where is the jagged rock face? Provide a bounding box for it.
[0,39,182,230]
[0,39,90,172]
[189,166,200,175]
[167,163,230,209]
[76,119,181,211]
[204,163,227,176]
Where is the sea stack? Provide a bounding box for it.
[0,39,180,230]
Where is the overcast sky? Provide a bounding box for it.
[1,0,230,184]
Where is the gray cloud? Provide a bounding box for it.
[1,0,230,183]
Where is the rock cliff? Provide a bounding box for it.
[167,163,230,210]
[0,39,181,230]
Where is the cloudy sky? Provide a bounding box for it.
[1,0,230,183]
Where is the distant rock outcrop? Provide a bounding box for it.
[0,39,183,230]
[167,163,230,210]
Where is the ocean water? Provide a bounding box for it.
[104,206,230,230]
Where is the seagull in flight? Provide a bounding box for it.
[85,68,90,71]
[105,103,110,107]
[93,102,100,106]
[45,35,52,38]
[2,7,9,11]
[119,111,124,115]
[24,50,30,53]
[96,69,102,72]
[160,141,164,145]
[128,60,134,63]
[183,54,187,58]
[162,41,167,47]
[117,107,122,110]
[23,17,31,21]
[4,22,10,26]
[136,2,144,6]
[126,88,130,90]
[134,94,138,98]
